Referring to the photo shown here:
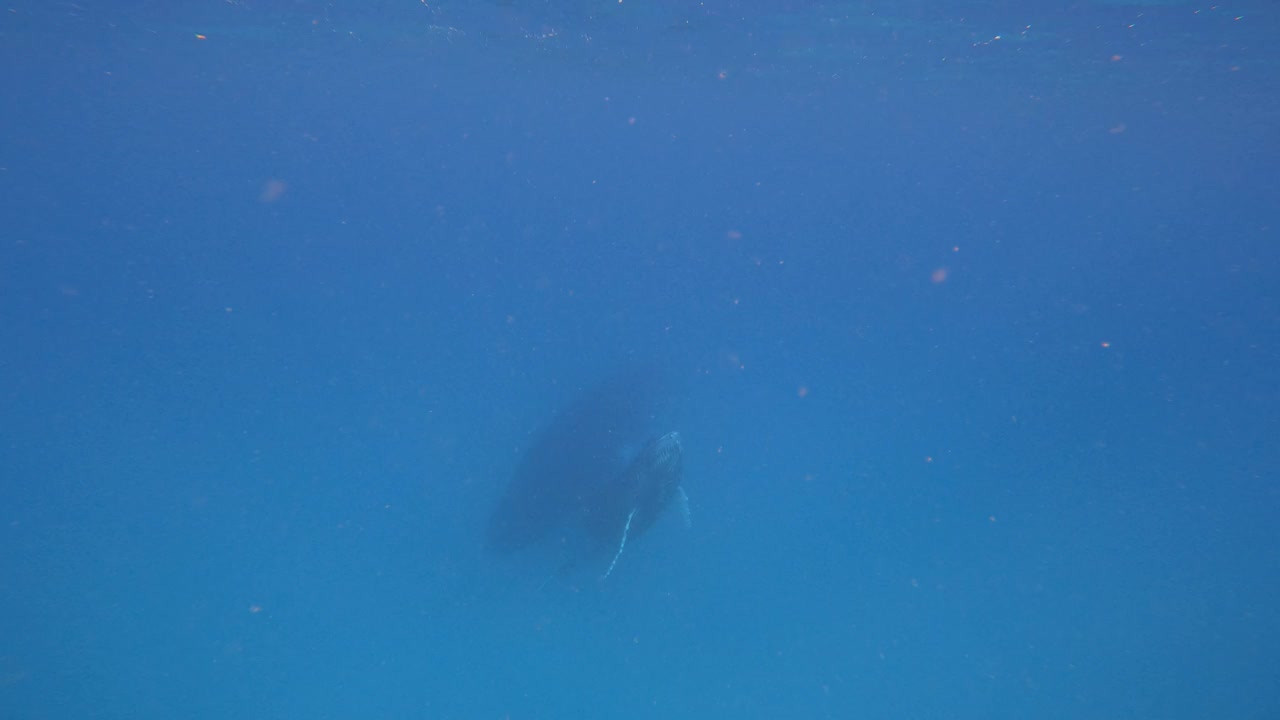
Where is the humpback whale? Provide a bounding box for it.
[485,370,689,577]
[588,431,688,577]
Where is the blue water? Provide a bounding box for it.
[1,1,1276,717]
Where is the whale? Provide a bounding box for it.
[485,369,688,578]
[584,431,688,578]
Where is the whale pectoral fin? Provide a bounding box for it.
[677,486,692,528]
[602,507,638,579]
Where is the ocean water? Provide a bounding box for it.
[1,1,1276,718]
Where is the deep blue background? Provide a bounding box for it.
[2,1,1277,718]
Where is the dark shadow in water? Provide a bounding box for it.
[485,366,671,558]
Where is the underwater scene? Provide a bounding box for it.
[1,0,1276,717]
